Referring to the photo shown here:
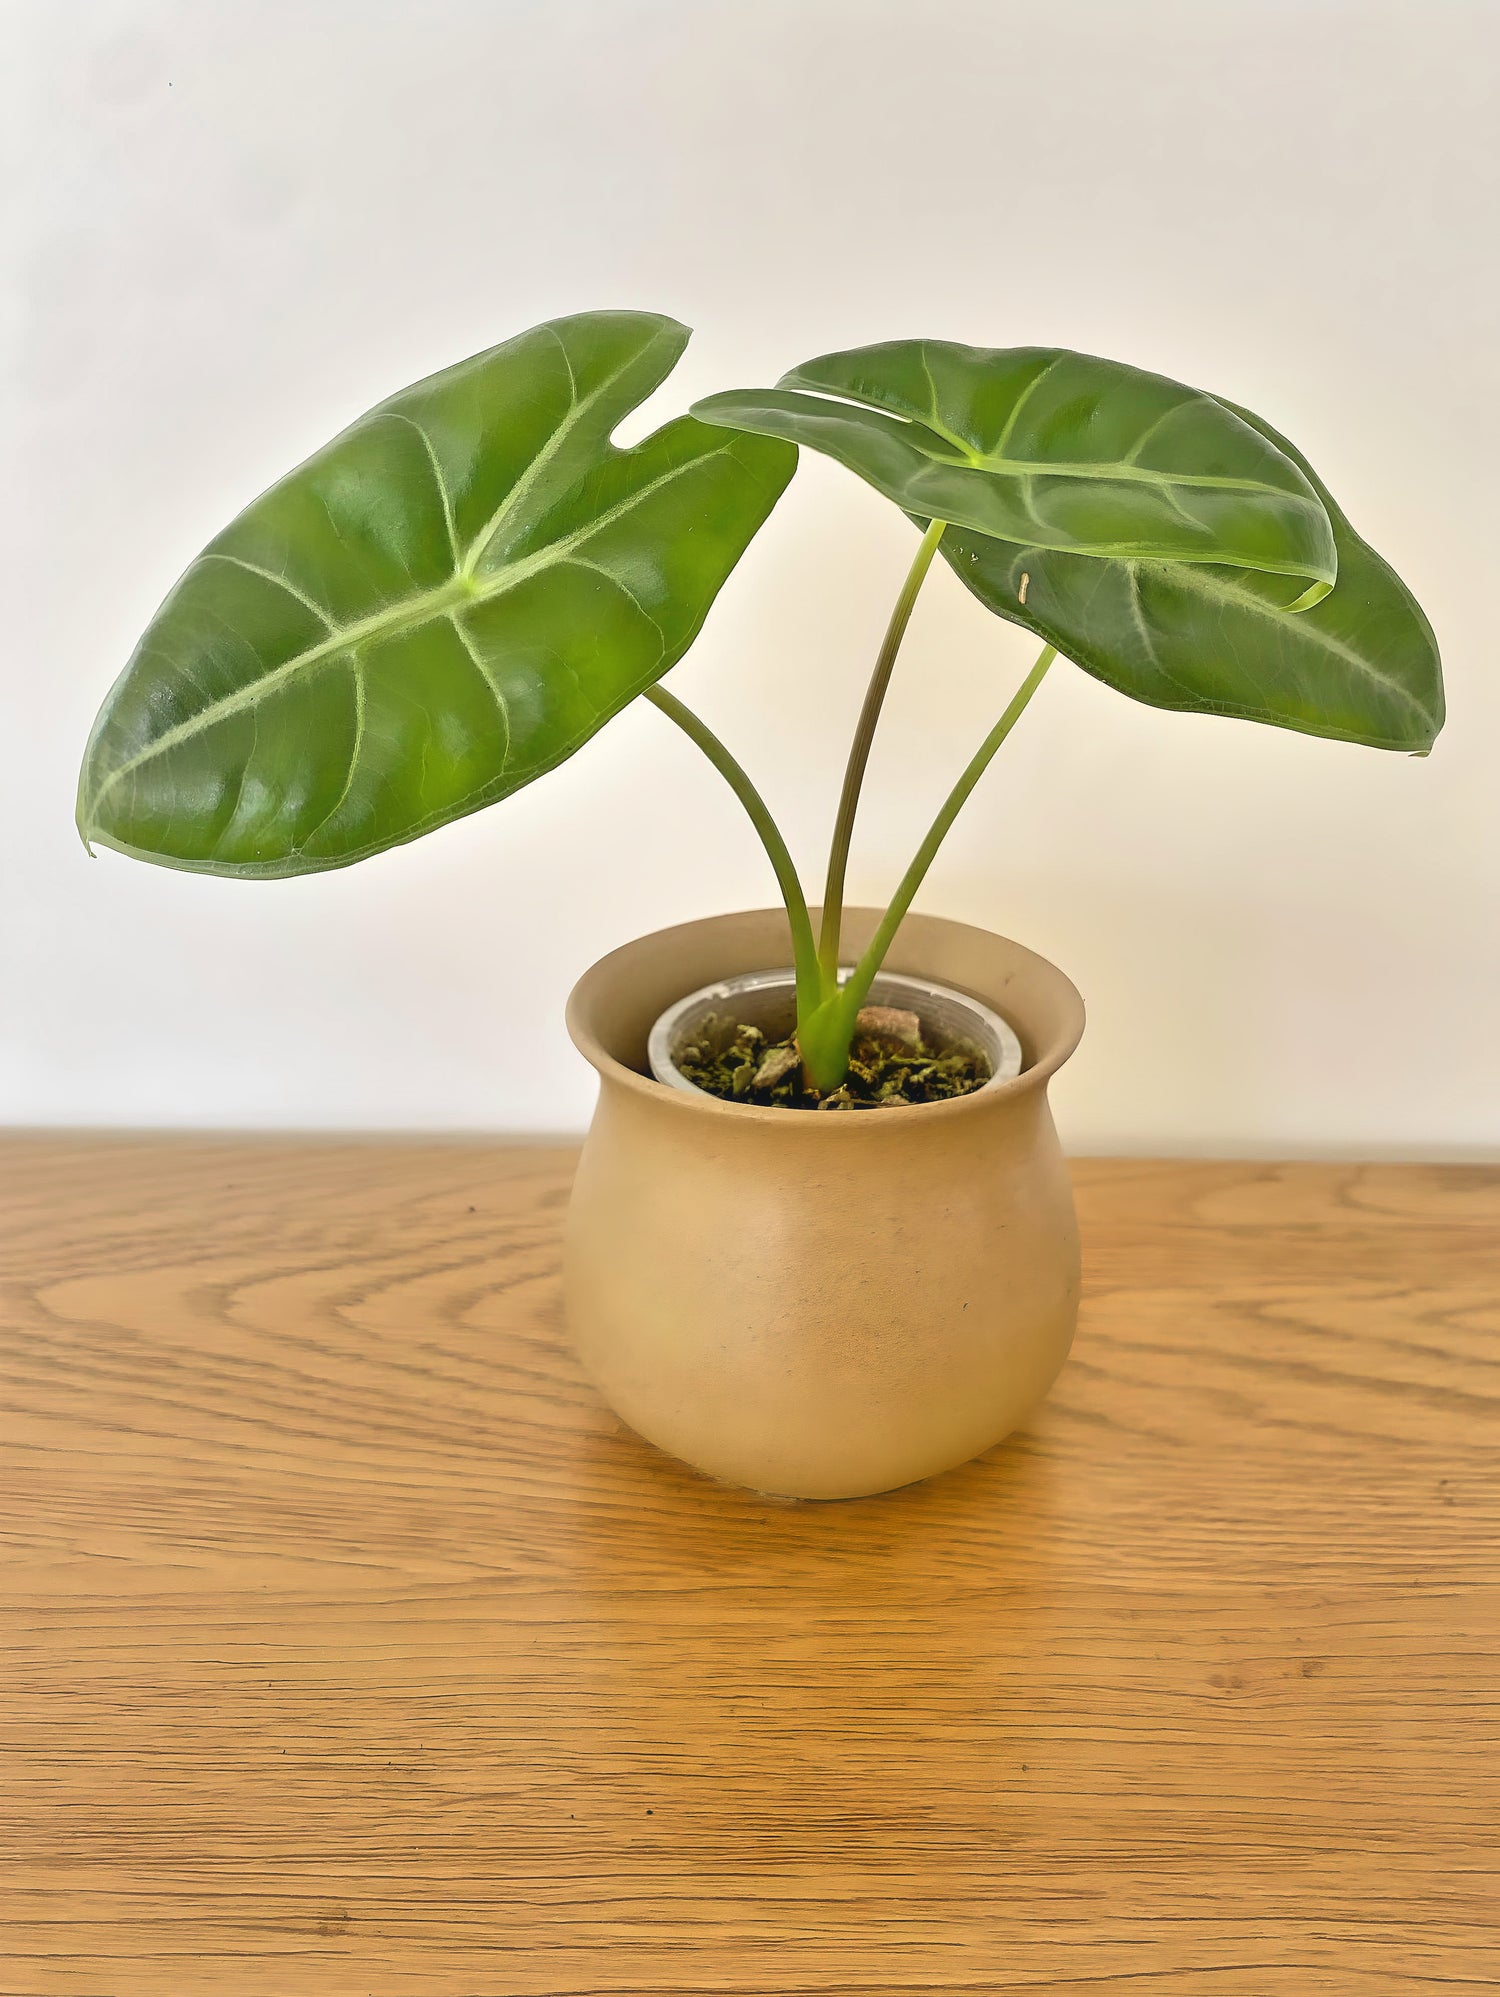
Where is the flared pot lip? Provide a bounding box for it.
[566,907,1086,1132]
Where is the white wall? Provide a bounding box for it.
[3,0,1496,1154]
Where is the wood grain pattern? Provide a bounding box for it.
[2,1137,1497,1995]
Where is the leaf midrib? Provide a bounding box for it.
[81,442,715,819]
[1151,560,1438,725]
[970,538,1436,731]
[751,387,1317,499]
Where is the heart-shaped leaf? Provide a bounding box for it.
[78,311,796,877]
[926,400,1443,752]
[695,341,1336,598]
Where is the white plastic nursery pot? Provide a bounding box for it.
[563,906,1086,1501]
[646,964,1025,1094]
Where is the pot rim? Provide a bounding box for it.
[567,907,1085,1131]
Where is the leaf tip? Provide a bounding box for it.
[650,311,693,356]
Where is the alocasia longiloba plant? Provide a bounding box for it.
[77,310,1443,1094]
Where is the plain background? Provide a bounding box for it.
[3,0,1496,1153]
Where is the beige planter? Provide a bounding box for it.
[564,907,1085,1500]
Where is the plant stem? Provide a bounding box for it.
[817,517,948,984]
[838,642,1056,1020]
[644,684,821,1001]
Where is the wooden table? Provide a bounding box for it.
[3,1139,1496,1994]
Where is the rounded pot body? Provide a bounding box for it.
[564,908,1085,1500]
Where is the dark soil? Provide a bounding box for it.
[674,1006,993,1112]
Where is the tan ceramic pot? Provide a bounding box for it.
[564,907,1085,1500]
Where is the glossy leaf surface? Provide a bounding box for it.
[930,403,1443,751]
[78,311,796,877]
[695,341,1336,596]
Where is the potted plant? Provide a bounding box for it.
[77,310,1443,1499]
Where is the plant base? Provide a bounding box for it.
[676,1007,993,1110]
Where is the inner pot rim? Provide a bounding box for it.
[646,965,1025,1101]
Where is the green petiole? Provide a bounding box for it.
[651,533,1054,1095]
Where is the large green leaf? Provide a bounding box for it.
[927,401,1443,752]
[694,341,1336,598]
[78,311,796,877]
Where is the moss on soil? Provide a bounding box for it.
[675,1012,993,1112]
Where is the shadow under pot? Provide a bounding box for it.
[563,906,1086,1500]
